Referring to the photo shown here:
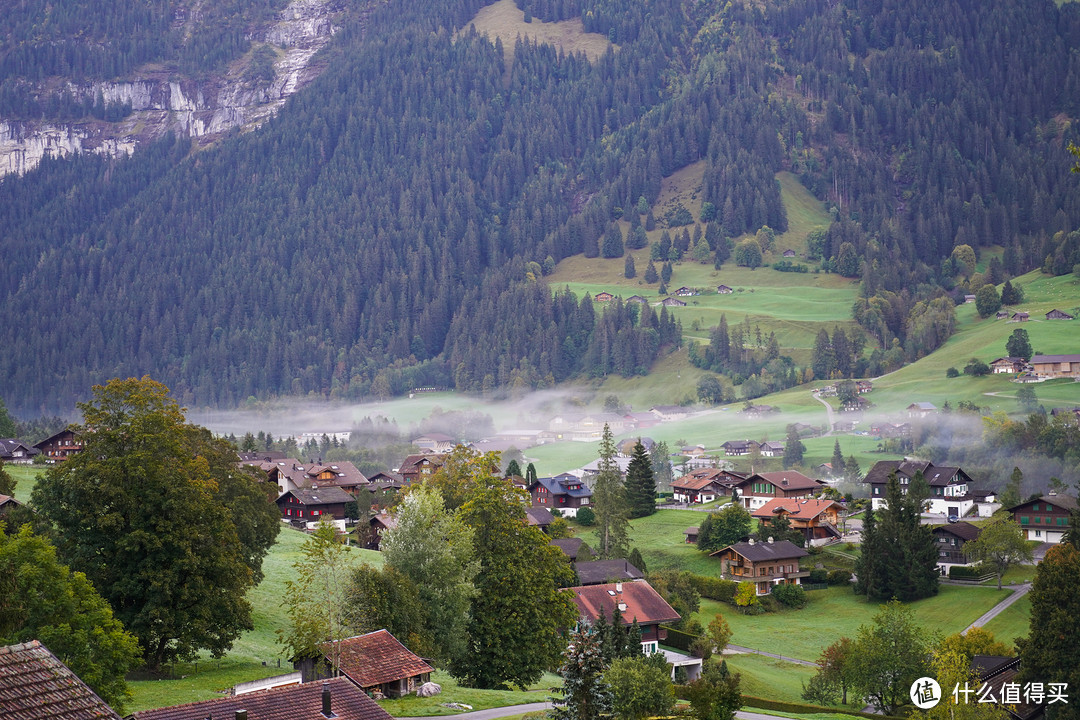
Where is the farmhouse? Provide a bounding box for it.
[1029,354,1080,379]
[783,249,796,258]
[1008,495,1077,544]
[595,292,615,302]
[626,295,648,304]
[735,471,824,511]
[907,401,937,418]
[650,405,690,421]
[411,433,455,452]
[660,297,687,307]
[855,380,873,393]
[672,469,742,504]
[302,630,434,699]
[0,438,38,463]
[758,440,785,457]
[398,453,446,483]
[367,511,397,550]
[674,286,699,296]
[276,486,353,528]
[551,537,588,561]
[996,310,1010,319]
[711,538,809,595]
[751,498,844,546]
[243,458,370,497]
[1011,311,1029,322]
[990,357,1027,374]
[717,284,734,294]
[721,439,759,456]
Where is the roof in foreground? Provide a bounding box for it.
[570,579,680,625]
[129,676,391,720]
[0,640,121,720]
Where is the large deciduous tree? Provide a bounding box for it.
[456,470,577,689]
[1006,328,1033,360]
[31,377,280,672]
[381,485,477,665]
[0,524,141,710]
[848,600,930,715]
[965,514,1032,589]
[624,439,656,518]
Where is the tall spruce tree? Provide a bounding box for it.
[855,473,938,600]
[782,425,805,469]
[831,440,844,477]
[551,621,613,720]
[625,439,656,518]
[592,424,631,560]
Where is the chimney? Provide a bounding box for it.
[767,536,774,543]
[322,682,334,718]
[748,537,755,545]
[615,582,623,593]
[236,711,248,720]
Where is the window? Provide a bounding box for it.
[873,487,880,495]
[581,498,589,505]
[1020,516,1029,524]
[1035,530,1042,538]
[1058,517,1067,526]
[1032,503,1040,511]
[1035,517,1042,524]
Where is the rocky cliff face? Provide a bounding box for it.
[0,0,347,177]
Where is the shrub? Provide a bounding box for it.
[771,583,807,609]
[576,507,595,526]
[807,569,829,584]
[948,565,984,579]
[689,574,738,603]
[827,569,853,585]
[946,367,960,378]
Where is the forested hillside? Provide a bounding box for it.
[2,0,1079,414]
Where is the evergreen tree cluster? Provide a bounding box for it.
[688,314,798,396]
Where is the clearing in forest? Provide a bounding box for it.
[463,0,612,65]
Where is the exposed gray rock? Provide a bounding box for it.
[416,682,442,697]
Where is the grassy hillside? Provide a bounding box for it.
[464,0,612,64]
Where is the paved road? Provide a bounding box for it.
[811,391,836,435]
[964,582,1032,632]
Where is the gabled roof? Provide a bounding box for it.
[931,521,982,542]
[278,487,354,506]
[0,438,39,458]
[711,539,809,563]
[525,507,555,527]
[751,498,843,521]
[0,493,24,509]
[1007,495,1078,514]
[1030,354,1080,364]
[551,537,585,560]
[0,640,121,720]
[323,630,433,689]
[741,471,822,492]
[529,476,593,498]
[397,454,446,473]
[907,402,937,411]
[413,433,454,442]
[129,676,391,720]
[571,580,680,626]
[672,475,729,491]
[237,451,288,462]
[863,460,971,487]
[574,559,644,585]
[33,429,79,449]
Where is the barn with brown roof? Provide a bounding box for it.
[0,640,121,720]
[127,677,391,720]
[306,630,434,699]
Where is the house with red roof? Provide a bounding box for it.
[128,677,391,720]
[297,630,434,699]
[671,469,745,504]
[569,580,680,655]
[751,497,844,546]
[0,640,121,720]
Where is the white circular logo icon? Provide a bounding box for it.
[911,677,942,709]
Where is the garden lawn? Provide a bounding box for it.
[981,593,1031,648]
[127,527,384,713]
[574,508,721,576]
[7,464,43,502]
[695,584,1009,663]
[722,653,817,704]
[376,670,561,717]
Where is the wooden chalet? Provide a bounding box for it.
[33,429,83,462]
[660,296,687,307]
[996,310,1010,319]
[717,284,734,294]
[1008,495,1077,544]
[570,580,681,654]
[735,471,824,511]
[397,453,446,484]
[1046,309,1075,320]
[931,521,982,567]
[907,401,937,418]
[990,357,1027,374]
[674,286,698,296]
[301,630,434,699]
[276,486,353,524]
[595,292,615,302]
[751,497,844,546]
[1029,354,1080,380]
[0,438,39,463]
[684,526,699,544]
[627,295,648,304]
[367,511,397,550]
[1011,311,1029,322]
[528,475,593,518]
[758,440,785,457]
[129,677,391,720]
[0,640,121,720]
[782,249,796,258]
[241,457,369,497]
[721,439,758,456]
[711,538,809,596]
[855,380,873,393]
[525,506,555,531]
[671,469,744,503]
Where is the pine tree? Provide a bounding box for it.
[661,261,673,283]
[525,462,538,484]
[782,424,805,469]
[624,253,636,279]
[831,440,844,477]
[602,223,625,258]
[644,260,659,283]
[625,439,656,518]
[593,424,631,560]
[506,459,522,477]
[550,621,613,720]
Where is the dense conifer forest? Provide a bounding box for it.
[2,0,1080,414]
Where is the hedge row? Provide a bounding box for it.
[742,695,905,720]
[688,574,737,603]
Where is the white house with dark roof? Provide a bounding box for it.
[864,459,975,513]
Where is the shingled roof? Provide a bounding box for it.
[574,559,644,585]
[570,580,681,626]
[932,521,982,543]
[711,539,809,563]
[128,676,391,720]
[0,640,121,720]
[322,630,434,689]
